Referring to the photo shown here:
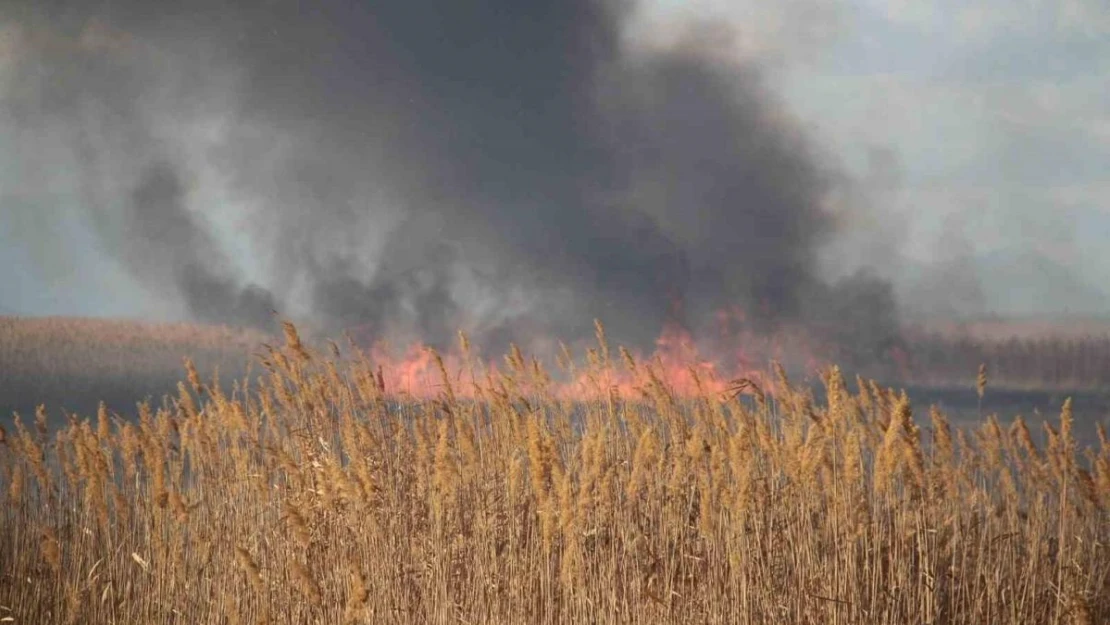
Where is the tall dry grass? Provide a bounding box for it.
[1,322,1108,624]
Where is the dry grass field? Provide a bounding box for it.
[5,313,1110,427]
[0,316,265,423]
[1,322,1108,624]
[912,317,1110,343]
[903,318,1110,391]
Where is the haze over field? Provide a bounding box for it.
[1,0,1108,359]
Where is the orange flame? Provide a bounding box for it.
[348,306,836,402]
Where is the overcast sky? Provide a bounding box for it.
[1,0,1108,322]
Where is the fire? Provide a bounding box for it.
[367,341,476,399]
[343,307,835,403]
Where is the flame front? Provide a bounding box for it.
[347,308,837,403]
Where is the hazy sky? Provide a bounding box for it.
[1,0,1108,323]
[643,0,1110,315]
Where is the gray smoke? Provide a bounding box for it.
[126,160,276,328]
[2,0,902,363]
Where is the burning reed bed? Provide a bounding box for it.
[1,323,1108,624]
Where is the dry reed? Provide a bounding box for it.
[1,322,1108,624]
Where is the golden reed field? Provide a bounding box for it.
[1,321,1109,624]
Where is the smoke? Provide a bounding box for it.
[122,160,277,328]
[1,0,902,364]
[898,213,988,321]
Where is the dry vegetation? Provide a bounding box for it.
[902,331,1110,391]
[4,313,1109,429]
[0,316,265,420]
[913,317,1110,343]
[1,322,1109,624]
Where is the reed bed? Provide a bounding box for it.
[0,316,262,420]
[1,322,1108,624]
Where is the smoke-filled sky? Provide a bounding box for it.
[1,0,1108,354]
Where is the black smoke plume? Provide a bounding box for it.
[3,0,902,365]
